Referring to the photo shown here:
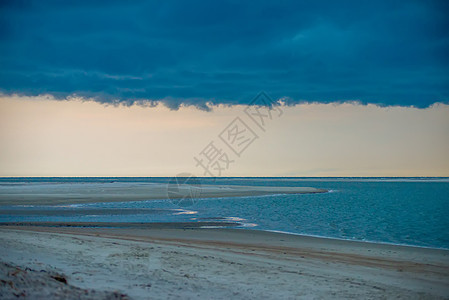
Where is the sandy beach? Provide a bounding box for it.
[1,224,448,299]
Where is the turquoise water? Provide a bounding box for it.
[1,177,448,249]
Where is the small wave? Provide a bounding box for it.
[238,222,258,228]
[172,209,198,215]
[259,229,449,250]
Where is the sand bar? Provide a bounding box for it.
[0,183,327,206]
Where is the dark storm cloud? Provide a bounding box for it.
[0,0,448,109]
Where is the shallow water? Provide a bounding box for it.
[1,177,448,249]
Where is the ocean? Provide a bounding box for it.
[1,177,448,249]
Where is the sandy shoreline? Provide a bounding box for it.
[0,183,327,206]
[1,225,448,299]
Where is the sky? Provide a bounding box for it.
[0,0,448,176]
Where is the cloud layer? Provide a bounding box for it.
[0,0,448,109]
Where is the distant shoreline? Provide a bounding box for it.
[0,183,327,206]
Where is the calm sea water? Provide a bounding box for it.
[1,177,448,249]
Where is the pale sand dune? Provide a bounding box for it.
[1,226,448,299]
[0,183,327,206]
